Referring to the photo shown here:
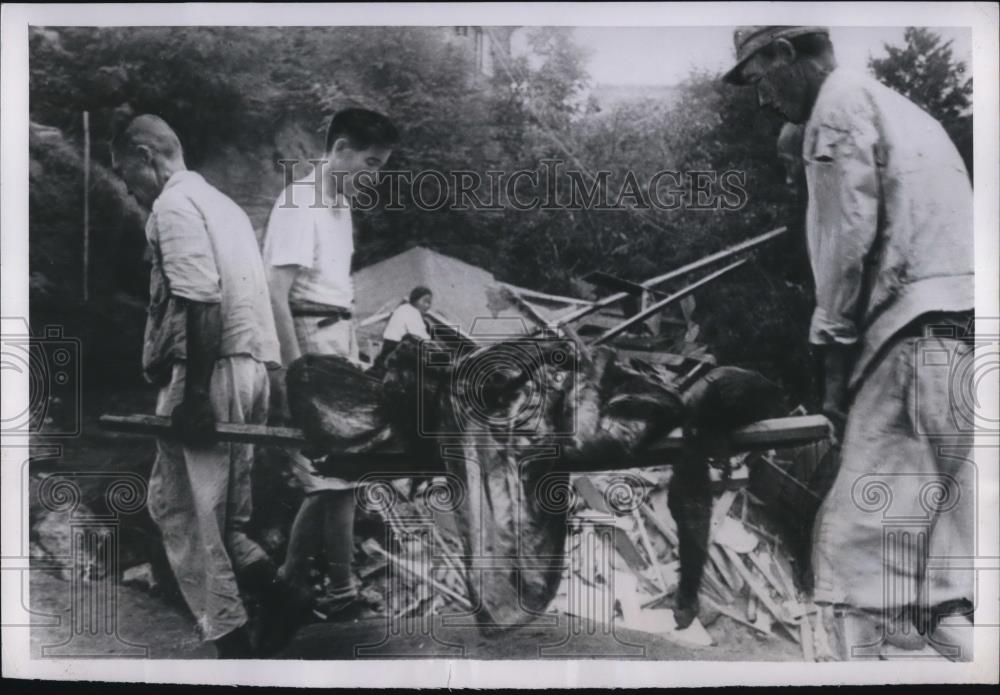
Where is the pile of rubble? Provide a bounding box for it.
[352,442,829,660]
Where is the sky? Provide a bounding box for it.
[565,26,974,86]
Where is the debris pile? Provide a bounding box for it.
[350,443,829,660]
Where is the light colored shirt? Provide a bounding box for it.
[262,176,355,309]
[802,68,974,389]
[142,171,280,382]
[382,302,430,342]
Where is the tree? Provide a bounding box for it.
[868,27,973,177]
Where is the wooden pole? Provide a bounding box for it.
[99,412,831,455]
[552,226,787,328]
[82,110,91,302]
[591,258,747,345]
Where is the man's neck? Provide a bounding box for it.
[802,60,837,123]
[323,177,347,209]
[158,160,187,188]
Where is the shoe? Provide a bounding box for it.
[212,626,255,659]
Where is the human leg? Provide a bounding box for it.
[148,364,249,645]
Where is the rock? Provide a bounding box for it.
[122,562,159,593]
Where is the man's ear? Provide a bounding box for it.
[331,137,353,156]
[772,38,797,64]
[135,144,155,165]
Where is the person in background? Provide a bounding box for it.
[111,114,290,658]
[374,286,433,370]
[724,26,975,659]
[264,108,399,622]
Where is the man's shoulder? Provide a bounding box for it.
[271,174,328,212]
[810,69,883,128]
[154,171,244,218]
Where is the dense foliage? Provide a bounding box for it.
[869,27,974,177]
[27,26,969,404]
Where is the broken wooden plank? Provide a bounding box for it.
[632,508,673,593]
[748,550,792,599]
[702,595,771,636]
[721,545,799,643]
[360,538,473,610]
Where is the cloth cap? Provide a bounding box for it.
[723,25,830,85]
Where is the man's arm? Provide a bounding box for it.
[805,114,881,433]
[153,202,224,444]
[268,265,302,366]
[170,299,222,444]
[266,265,301,421]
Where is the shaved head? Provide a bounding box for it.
[111,114,183,161]
[109,114,187,208]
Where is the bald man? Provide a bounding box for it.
[111,115,292,657]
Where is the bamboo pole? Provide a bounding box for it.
[553,226,787,328]
[591,259,747,346]
[82,110,90,302]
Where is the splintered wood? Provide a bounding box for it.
[552,464,814,653]
[355,458,816,658]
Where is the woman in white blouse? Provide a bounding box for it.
[375,286,432,368]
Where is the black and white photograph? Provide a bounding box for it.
[2,2,998,688]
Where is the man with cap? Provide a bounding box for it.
[724,27,975,659]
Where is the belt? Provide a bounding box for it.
[292,306,352,327]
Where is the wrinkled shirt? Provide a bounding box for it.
[262,176,355,310]
[382,302,430,342]
[143,171,280,383]
[802,68,974,390]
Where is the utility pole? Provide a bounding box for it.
[82,110,90,302]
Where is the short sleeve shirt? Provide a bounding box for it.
[143,171,280,382]
[382,302,431,342]
[263,176,355,309]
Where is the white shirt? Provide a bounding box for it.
[263,176,354,309]
[802,68,973,388]
[143,171,280,378]
[382,302,430,342]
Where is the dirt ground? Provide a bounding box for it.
[28,569,801,661]
[26,387,803,662]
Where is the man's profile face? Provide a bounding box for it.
[741,43,811,124]
[414,293,433,314]
[111,147,160,209]
[328,139,393,198]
